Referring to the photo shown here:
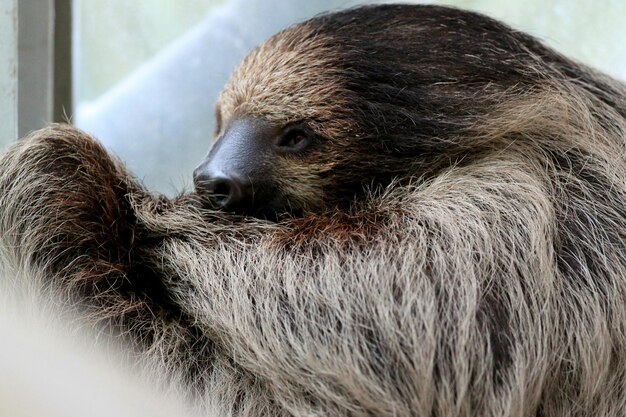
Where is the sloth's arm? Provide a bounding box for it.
[0,125,138,284]
[0,126,224,387]
[0,126,174,333]
[159,157,558,416]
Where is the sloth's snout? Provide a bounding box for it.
[193,168,250,211]
[194,117,292,216]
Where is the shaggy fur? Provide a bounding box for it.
[1,4,626,417]
[215,5,626,215]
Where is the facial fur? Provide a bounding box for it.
[195,5,626,218]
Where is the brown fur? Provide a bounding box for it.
[1,4,626,417]
[215,5,626,216]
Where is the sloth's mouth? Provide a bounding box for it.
[195,187,301,222]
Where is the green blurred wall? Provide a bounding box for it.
[74,0,626,104]
[74,0,225,102]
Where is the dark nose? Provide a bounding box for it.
[193,169,248,210]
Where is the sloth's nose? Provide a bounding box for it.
[193,169,249,211]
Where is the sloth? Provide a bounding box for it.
[1,4,626,417]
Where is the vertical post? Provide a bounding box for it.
[0,0,18,148]
[17,0,55,137]
[54,0,73,123]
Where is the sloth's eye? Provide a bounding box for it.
[275,125,311,152]
[279,130,306,147]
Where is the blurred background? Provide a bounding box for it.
[74,0,626,105]
[2,0,625,194]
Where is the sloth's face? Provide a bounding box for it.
[193,24,368,218]
[193,116,334,218]
[193,6,544,218]
[193,99,423,219]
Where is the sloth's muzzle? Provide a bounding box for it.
[194,117,304,216]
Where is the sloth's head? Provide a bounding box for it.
[194,4,549,218]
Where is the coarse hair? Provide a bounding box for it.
[1,4,626,417]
